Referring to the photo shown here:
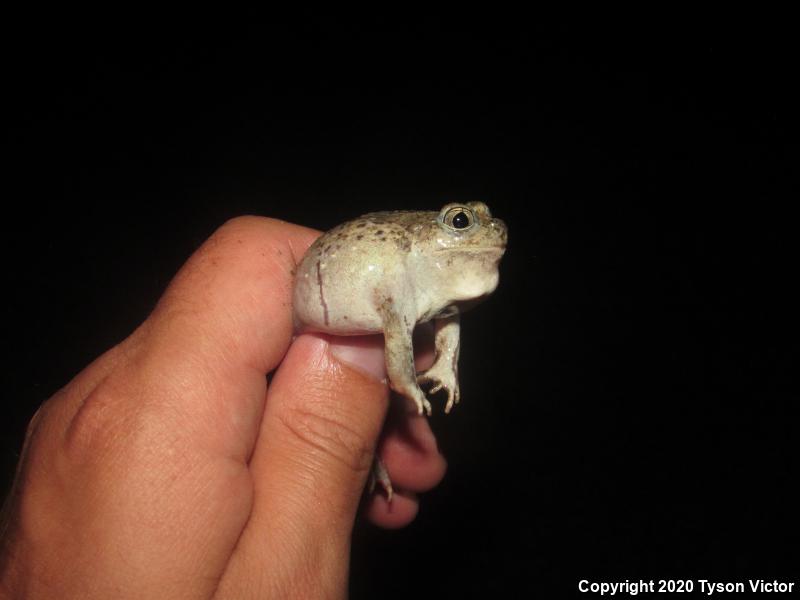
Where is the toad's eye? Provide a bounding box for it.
[452,211,469,228]
[441,206,475,231]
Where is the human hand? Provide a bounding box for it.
[0,217,446,599]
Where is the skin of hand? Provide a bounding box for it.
[0,217,447,599]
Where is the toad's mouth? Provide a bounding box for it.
[434,246,506,255]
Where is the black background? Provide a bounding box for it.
[4,13,798,597]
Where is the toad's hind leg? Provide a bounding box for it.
[377,298,431,416]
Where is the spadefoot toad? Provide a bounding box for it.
[293,202,507,498]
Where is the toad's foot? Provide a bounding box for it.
[413,389,433,417]
[418,366,460,413]
[368,456,393,502]
[388,379,432,416]
[390,381,432,416]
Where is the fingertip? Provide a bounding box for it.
[378,436,448,493]
[364,491,420,529]
[380,446,447,492]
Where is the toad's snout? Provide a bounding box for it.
[489,217,508,249]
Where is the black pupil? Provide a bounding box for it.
[452,211,469,229]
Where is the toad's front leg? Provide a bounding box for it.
[417,310,461,413]
[377,298,432,416]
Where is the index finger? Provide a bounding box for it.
[134,216,321,460]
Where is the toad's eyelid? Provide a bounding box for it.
[445,206,469,215]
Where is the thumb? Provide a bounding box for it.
[215,332,389,598]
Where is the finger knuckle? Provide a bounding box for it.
[277,403,373,477]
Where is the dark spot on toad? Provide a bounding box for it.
[376,230,384,235]
[356,234,364,240]
[357,222,366,228]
